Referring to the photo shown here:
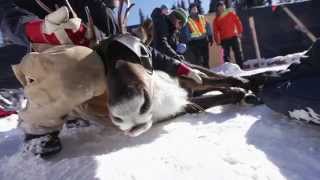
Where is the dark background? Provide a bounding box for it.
[238,0,320,59]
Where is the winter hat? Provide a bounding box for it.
[160,4,168,10]
[171,8,189,26]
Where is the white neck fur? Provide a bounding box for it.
[151,71,189,122]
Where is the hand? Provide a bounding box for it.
[238,33,243,38]
[175,54,185,61]
[186,69,208,84]
[176,64,208,84]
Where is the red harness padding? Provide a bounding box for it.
[0,108,16,118]
[24,20,90,47]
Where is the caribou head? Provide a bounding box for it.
[96,34,188,136]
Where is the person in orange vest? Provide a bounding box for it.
[181,3,213,68]
[213,1,244,68]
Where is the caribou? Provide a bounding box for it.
[96,34,251,137]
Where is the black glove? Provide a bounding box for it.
[175,54,185,61]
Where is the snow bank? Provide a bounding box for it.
[2,104,320,180]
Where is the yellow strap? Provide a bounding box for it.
[188,15,207,38]
[188,18,201,37]
[199,15,207,33]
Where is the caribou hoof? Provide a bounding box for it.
[185,103,204,114]
[242,94,264,105]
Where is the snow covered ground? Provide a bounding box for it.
[1,61,320,180]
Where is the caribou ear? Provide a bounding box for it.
[12,64,27,86]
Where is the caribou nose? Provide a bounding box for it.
[125,121,153,137]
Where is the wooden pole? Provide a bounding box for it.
[248,16,262,67]
[281,5,317,42]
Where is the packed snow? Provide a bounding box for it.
[243,51,306,69]
[272,0,311,6]
[1,60,320,180]
[289,108,320,124]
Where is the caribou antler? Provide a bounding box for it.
[35,0,53,13]
[117,0,135,34]
[84,6,99,46]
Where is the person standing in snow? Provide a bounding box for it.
[246,39,320,124]
[181,3,213,68]
[213,1,244,68]
[151,8,189,61]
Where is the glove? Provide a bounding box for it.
[24,6,90,46]
[175,54,185,61]
[176,43,187,54]
[176,63,207,84]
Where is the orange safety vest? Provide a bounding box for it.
[188,15,207,38]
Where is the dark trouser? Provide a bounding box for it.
[188,38,210,68]
[221,36,244,68]
[260,77,320,123]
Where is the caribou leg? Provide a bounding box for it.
[157,88,250,123]
[183,88,246,114]
[186,63,226,78]
[189,89,245,110]
[179,75,249,97]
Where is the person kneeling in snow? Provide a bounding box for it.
[13,7,206,157]
[246,39,320,123]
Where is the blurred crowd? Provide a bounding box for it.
[150,1,244,68]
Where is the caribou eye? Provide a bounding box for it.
[113,116,123,123]
[26,77,35,84]
[140,89,151,114]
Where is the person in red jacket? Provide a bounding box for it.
[213,1,244,68]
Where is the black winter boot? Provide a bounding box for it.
[23,131,62,158]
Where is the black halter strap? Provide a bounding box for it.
[94,35,153,75]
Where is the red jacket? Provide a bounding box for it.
[213,9,243,44]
